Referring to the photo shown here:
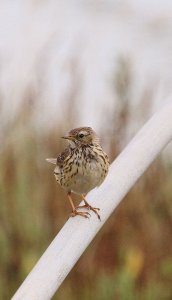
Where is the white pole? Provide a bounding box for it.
[12,98,172,300]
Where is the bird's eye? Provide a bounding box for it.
[78,133,84,138]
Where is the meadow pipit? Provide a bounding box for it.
[46,127,109,220]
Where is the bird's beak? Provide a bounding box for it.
[61,135,75,141]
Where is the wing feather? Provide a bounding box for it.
[46,147,71,167]
[56,147,71,167]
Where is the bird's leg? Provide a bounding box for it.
[76,194,101,221]
[67,192,90,219]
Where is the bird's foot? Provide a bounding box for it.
[70,209,91,219]
[76,204,101,221]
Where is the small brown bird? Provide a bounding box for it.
[46,127,109,220]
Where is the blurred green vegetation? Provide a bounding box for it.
[0,59,172,299]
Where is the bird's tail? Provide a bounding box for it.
[46,158,57,165]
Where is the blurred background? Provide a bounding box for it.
[0,1,172,299]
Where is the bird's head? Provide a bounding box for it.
[61,127,99,147]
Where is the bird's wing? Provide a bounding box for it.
[56,147,71,167]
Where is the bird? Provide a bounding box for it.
[46,127,109,220]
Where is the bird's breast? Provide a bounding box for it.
[54,146,109,194]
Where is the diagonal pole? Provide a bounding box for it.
[12,98,172,300]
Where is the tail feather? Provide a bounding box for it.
[46,158,57,165]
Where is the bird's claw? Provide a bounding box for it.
[87,206,101,220]
[70,209,91,219]
[77,204,101,221]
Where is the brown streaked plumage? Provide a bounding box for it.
[46,127,109,220]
